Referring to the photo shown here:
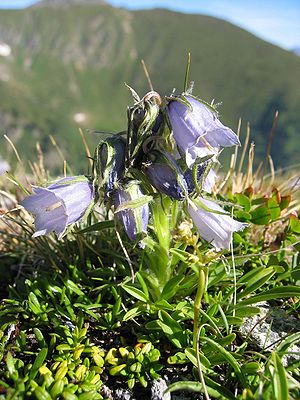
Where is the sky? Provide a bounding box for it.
[0,0,299,50]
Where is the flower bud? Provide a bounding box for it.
[145,151,188,200]
[114,181,150,241]
[95,135,126,196]
[184,163,217,194]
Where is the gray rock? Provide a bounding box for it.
[239,302,300,365]
[151,378,171,400]
[114,388,135,400]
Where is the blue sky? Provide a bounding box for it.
[0,0,299,50]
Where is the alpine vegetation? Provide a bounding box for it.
[2,62,300,400]
[22,88,246,249]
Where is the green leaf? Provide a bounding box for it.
[184,348,211,369]
[157,310,186,348]
[6,352,16,376]
[165,379,235,399]
[115,195,153,212]
[28,292,43,315]
[289,213,300,233]
[33,328,46,348]
[235,193,251,212]
[122,284,149,302]
[236,267,275,300]
[161,274,184,301]
[279,195,291,210]
[233,306,261,318]
[64,279,85,297]
[76,220,115,233]
[29,348,48,380]
[34,386,52,400]
[267,198,281,220]
[167,351,189,365]
[238,286,300,306]
[136,272,149,300]
[50,380,64,398]
[276,332,300,355]
[242,361,262,374]
[250,205,271,225]
[154,299,174,311]
[201,336,247,386]
[123,306,142,321]
[270,352,289,400]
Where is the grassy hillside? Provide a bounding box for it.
[0,2,299,171]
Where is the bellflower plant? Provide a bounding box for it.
[20,65,246,253]
[167,95,240,167]
[18,61,252,371]
[21,176,94,239]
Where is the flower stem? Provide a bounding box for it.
[193,267,206,350]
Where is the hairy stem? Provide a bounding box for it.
[193,267,206,349]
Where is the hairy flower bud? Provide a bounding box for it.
[95,135,126,196]
[184,163,217,194]
[114,181,150,241]
[145,152,188,200]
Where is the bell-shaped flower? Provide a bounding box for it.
[21,176,95,239]
[95,135,126,196]
[167,95,240,167]
[188,197,247,250]
[114,181,150,241]
[145,152,188,200]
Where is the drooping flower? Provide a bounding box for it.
[21,176,94,239]
[188,197,247,250]
[114,181,149,241]
[145,152,188,200]
[167,95,240,167]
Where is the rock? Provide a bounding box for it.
[239,302,300,365]
[114,388,135,400]
[151,378,170,400]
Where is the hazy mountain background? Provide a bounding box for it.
[0,0,299,172]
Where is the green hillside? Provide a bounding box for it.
[0,1,299,171]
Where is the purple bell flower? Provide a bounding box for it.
[167,95,240,167]
[188,197,247,250]
[21,176,94,239]
[114,182,149,241]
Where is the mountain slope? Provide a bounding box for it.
[0,3,299,171]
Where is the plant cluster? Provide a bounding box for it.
[0,64,300,399]
[20,79,246,250]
